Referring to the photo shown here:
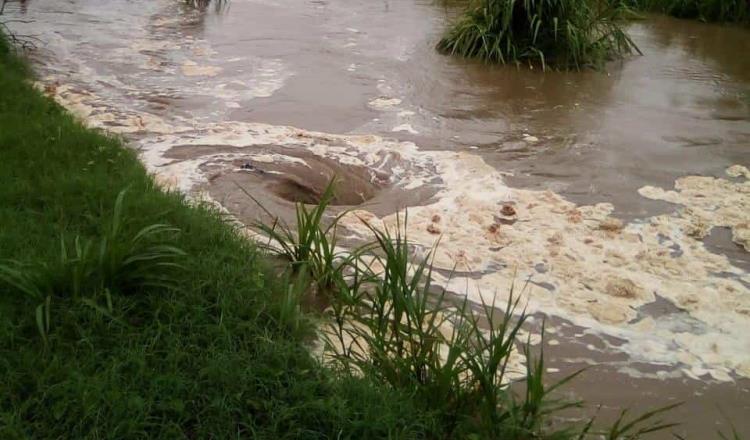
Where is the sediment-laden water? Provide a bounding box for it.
[5,0,749,436]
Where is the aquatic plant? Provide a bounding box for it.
[320,215,678,438]
[437,0,641,70]
[603,404,682,439]
[625,0,749,23]
[239,180,358,296]
[714,409,744,440]
[184,0,229,12]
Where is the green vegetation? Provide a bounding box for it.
[0,188,186,343]
[617,0,749,24]
[256,199,681,438]
[437,0,641,70]
[323,219,589,438]
[240,182,353,297]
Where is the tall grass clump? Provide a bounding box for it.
[438,0,641,69]
[322,218,554,437]
[239,180,357,297]
[316,216,678,438]
[255,207,578,436]
[617,0,749,23]
[184,0,230,12]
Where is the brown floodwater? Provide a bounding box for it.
[5,0,750,437]
[197,1,749,219]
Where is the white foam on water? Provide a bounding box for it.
[369,97,402,109]
[181,60,223,77]
[392,123,419,134]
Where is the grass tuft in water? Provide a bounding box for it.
[239,179,361,298]
[437,0,641,70]
[320,215,679,438]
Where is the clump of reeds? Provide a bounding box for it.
[322,216,582,437]
[184,0,229,12]
[238,181,355,297]
[437,0,641,70]
[253,196,680,437]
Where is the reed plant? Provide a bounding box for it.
[240,180,358,296]
[437,0,641,69]
[715,410,743,440]
[319,215,678,438]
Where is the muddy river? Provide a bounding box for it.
[5,0,750,436]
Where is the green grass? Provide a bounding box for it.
[437,0,641,70]
[616,0,749,24]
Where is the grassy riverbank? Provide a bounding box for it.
[0,35,438,438]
